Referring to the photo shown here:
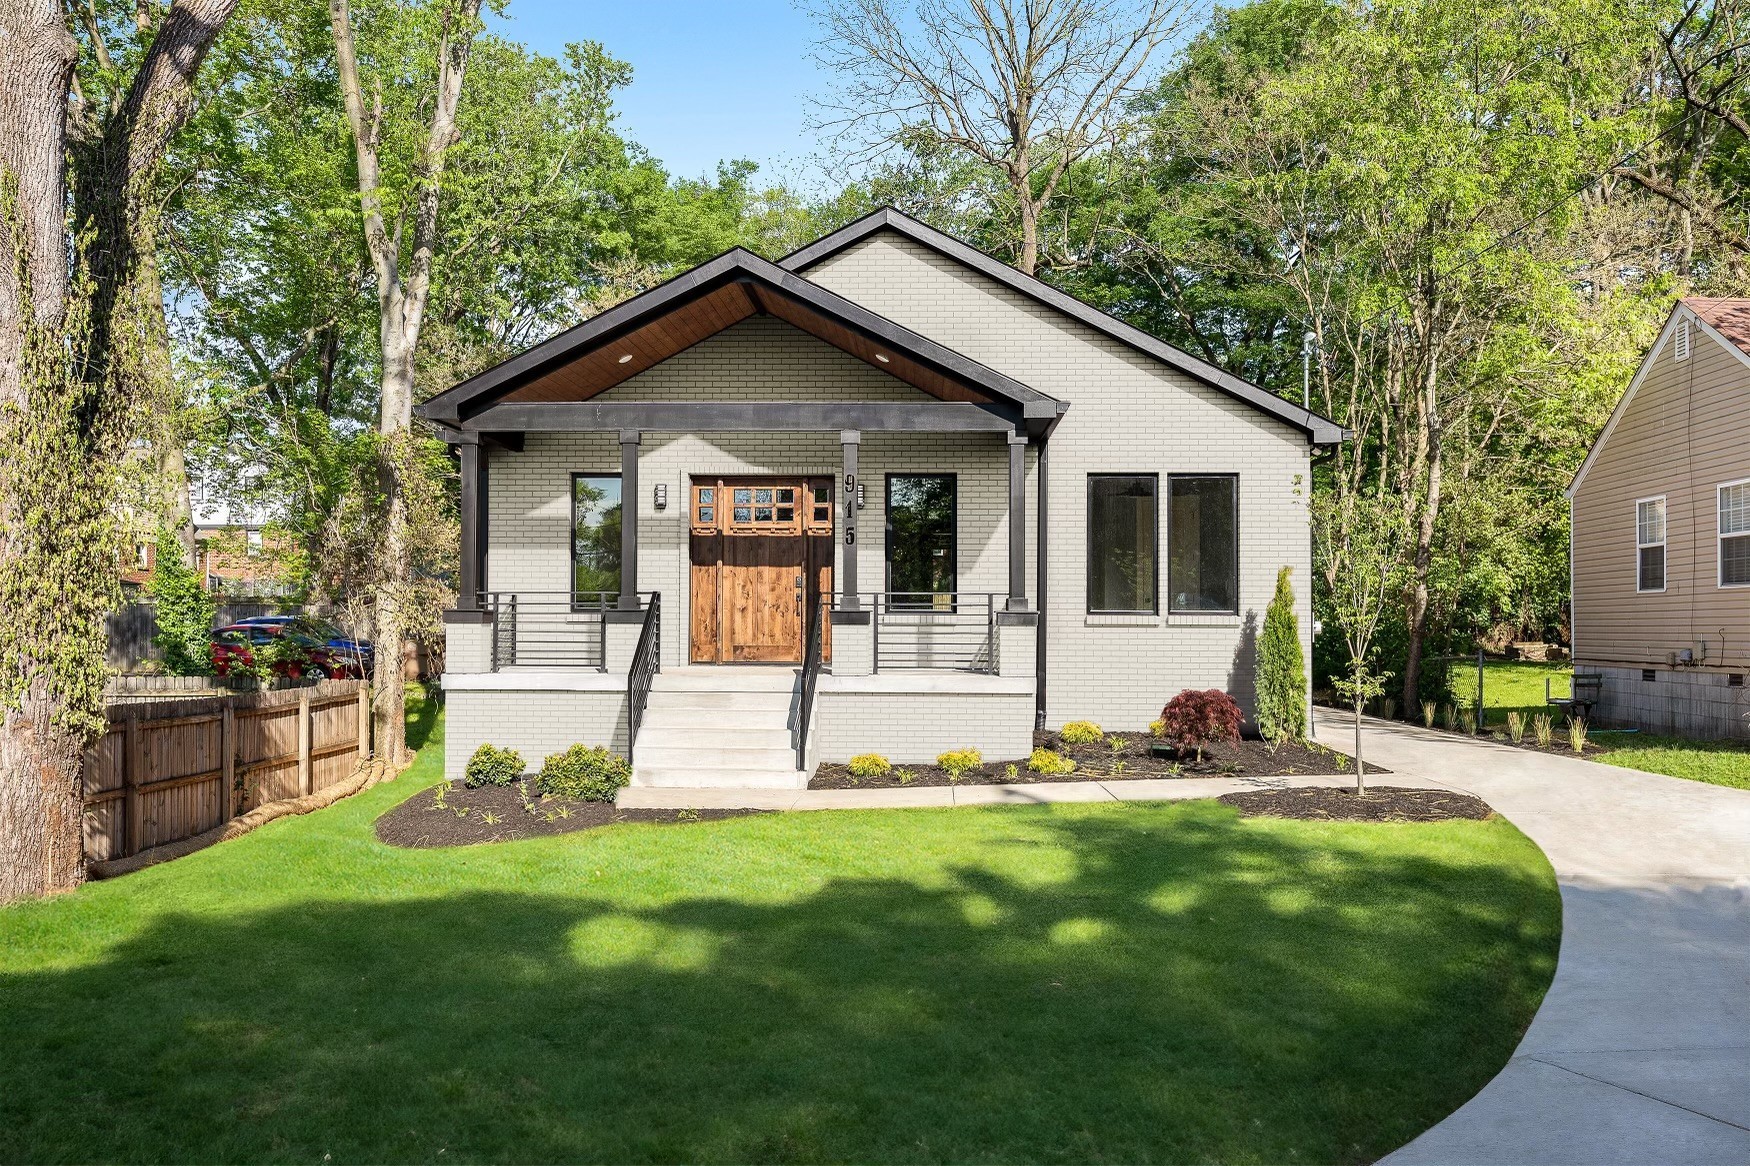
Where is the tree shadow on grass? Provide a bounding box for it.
[0,806,1557,1164]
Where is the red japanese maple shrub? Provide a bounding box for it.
[1158,689,1243,762]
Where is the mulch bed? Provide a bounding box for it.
[809,730,1381,789]
[1218,785,1493,822]
[375,781,763,849]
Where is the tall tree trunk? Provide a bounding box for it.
[0,0,234,902]
[1401,352,1444,714]
[1017,195,1040,276]
[0,0,84,902]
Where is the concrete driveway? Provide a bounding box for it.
[1313,710,1750,1164]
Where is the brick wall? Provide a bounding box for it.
[443,688,628,780]
[813,687,1036,763]
[803,231,1314,730]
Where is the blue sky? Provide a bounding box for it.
[486,1,834,188]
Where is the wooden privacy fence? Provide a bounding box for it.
[83,680,371,862]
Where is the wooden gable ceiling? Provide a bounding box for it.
[497,277,1000,408]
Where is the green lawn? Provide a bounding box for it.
[1591,735,1750,790]
[1441,658,1573,726]
[0,691,1560,1164]
[1442,660,1750,790]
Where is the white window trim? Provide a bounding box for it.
[1718,478,1750,589]
[1636,494,1667,594]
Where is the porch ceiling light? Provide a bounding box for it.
[874,352,890,363]
[617,353,633,364]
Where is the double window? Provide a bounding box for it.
[571,474,623,599]
[1086,474,1238,614]
[1636,496,1666,593]
[885,474,956,607]
[1720,480,1750,588]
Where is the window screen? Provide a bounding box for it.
[1087,475,1157,613]
[572,475,623,598]
[1637,497,1666,592]
[1169,475,1239,613]
[1721,483,1750,586]
[886,475,955,606]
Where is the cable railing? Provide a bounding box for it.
[839,591,1000,673]
[482,591,647,671]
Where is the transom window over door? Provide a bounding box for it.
[1637,496,1666,593]
[1720,481,1750,587]
[1169,475,1238,614]
[886,474,955,607]
[572,474,622,599]
[1087,475,1158,613]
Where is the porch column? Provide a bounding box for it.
[619,430,640,609]
[840,429,860,609]
[1007,431,1028,610]
[457,436,481,609]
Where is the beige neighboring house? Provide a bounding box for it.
[1568,297,1750,738]
[418,208,1343,786]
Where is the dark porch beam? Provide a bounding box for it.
[619,430,640,610]
[460,400,1020,434]
[457,435,482,609]
[1007,432,1027,610]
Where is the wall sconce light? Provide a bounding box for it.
[654,483,668,511]
[856,481,865,510]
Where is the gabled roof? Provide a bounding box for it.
[1566,298,1750,498]
[418,246,1064,427]
[781,207,1347,445]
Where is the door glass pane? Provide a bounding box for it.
[776,506,794,522]
[886,475,955,604]
[1169,476,1238,613]
[734,488,752,504]
[572,475,622,598]
[754,488,773,504]
[755,506,774,521]
[734,506,752,522]
[1088,476,1157,612]
[697,507,713,524]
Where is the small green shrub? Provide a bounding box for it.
[848,753,892,779]
[1027,747,1076,776]
[936,748,984,781]
[1506,710,1525,744]
[1421,700,1437,728]
[1059,720,1104,745]
[537,744,631,801]
[895,768,917,785]
[1148,718,1167,738]
[464,743,525,788]
[1568,717,1589,754]
[1458,708,1476,735]
[1004,762,1019,781]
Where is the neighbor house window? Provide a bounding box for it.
[886,474,955,607]
[1169,475,1239,613]
[1720,480,1750,587]
[1087,475,1158,613]
[571,474,623,598]
[1637,496,1666,593]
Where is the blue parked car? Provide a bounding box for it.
[232,615,375,676]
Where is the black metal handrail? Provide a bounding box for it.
[839,591,999,673]
[794,596,825,770]
[626,592,661,764]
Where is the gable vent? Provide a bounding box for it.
[1676,316,1691,361]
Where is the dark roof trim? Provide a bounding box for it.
[417,245,1065,426]
[781,207,1347,445]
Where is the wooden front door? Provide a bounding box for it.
[689,477,834,664]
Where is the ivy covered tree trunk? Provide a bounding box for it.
[0,0,234,901]
[0,0,86,901]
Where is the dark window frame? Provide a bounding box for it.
[569,472,623,606]
[884,472,958,611]
[1167,473,1241,616]
[1085,473,1160,615]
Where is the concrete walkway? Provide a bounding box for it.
[1316,710,1750,1164]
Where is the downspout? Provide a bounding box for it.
[1035,435,1049,729]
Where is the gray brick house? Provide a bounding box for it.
[418,209,1343,787]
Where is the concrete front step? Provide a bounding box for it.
[632,764,808,789]
[637,724,794,748]
[644,690,795,713]
[652,667,798,692]
[634,743,797,769]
